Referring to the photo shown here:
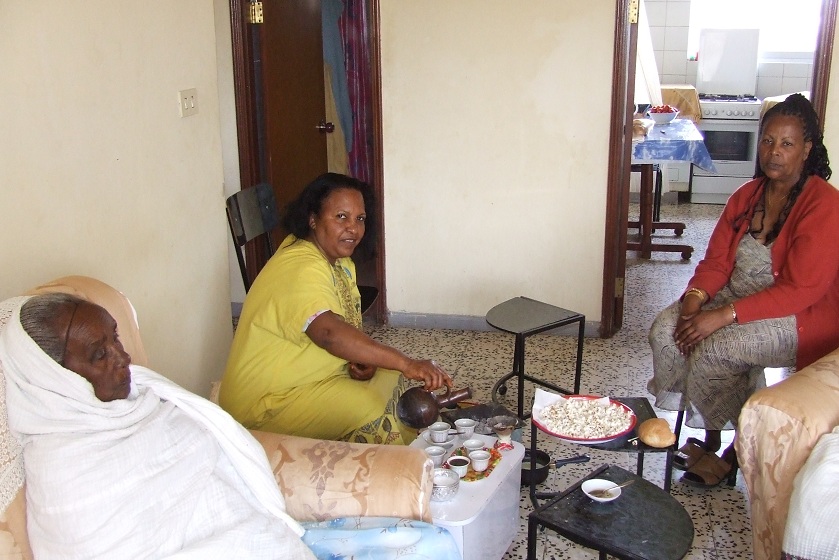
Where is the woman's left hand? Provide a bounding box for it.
[348,362,377,381]
[402,359,453,391]
[673,307,731,355]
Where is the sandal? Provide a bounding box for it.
[682,451,735,488]
[673,437,708,471]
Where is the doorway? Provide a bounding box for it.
[600,0,837,337]
[229,0,386,322]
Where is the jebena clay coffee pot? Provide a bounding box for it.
[396,386,473,429]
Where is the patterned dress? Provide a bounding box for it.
[648,234,798,430]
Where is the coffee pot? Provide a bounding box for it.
[396,386,473,429]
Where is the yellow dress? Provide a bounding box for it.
[220,235,410,444]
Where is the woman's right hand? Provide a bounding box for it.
[674,307,731,355]
[402,359,453,392]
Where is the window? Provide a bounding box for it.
[688,0,821,61]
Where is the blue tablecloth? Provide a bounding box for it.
[632,119,717,173]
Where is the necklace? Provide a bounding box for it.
[765,186,789,209]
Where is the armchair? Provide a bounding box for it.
[736,347,839,560]
[0,276,436,559]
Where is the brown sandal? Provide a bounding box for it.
[673,437,707,471]
[682,451,735,487]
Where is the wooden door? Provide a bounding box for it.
[260,0,329,222]
[599,0,638,336]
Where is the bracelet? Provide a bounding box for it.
[683,288,706,302]
[729,303,738,323]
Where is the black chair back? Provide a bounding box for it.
[226,183,281,292]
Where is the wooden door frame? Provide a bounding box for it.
[600,0,837,337]
[228,0,387,323]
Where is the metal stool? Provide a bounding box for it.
[486,297,585,419]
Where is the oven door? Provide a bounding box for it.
[694,118,759,178]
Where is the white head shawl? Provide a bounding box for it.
[0,299,309,559]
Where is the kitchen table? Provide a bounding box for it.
[629,118,716,259]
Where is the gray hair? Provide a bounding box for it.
[20,293,86,363]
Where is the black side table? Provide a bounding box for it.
[527,464,694,560]
[486,297,585,419]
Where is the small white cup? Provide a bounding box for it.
[428,421,451,444]
[424,445,446,467]
[455,418,477,438]
[462,438,485,453]
[446,455,471,478]
[468,449,491,472]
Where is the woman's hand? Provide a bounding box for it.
[348,362,377,381]
[402,359,453,392]
[673,307,732,355]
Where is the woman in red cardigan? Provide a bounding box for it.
[648,93,839,487]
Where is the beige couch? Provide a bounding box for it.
[0,276,433,559]
[737,348,839,560]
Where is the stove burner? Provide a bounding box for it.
[698,93,759,103]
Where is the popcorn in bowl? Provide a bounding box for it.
[532,389,636,443]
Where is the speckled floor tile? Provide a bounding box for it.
[346,203,753,558]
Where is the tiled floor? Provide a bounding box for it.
[365,201,756,559]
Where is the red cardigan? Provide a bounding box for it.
[688,176,839,369]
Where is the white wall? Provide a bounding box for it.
[0,0,233,396]
[378,1,614,322]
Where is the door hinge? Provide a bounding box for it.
[248,1,264,24]
[615,277,625,298]
[628,0,639,24]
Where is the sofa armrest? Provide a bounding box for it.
[736,352,839,560]
[249,430,433,523]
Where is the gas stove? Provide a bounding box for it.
[698,93,762,120]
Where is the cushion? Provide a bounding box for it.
[250,430,433,523]
[782,426,839,559]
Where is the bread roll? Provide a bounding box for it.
[637,418,676,448]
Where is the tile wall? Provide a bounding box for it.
[644,0,813,98]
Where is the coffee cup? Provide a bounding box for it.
[454,418,477,438]
[428,421,451,444]
[462,438,485,453]
[468,449,491,472]
[446,455,471,478]
[424,445,446,467]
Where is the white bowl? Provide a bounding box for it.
[582,478,622,502]
[431,468,460,501]
[648,110,678,125]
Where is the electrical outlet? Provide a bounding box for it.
[178,88,198,117]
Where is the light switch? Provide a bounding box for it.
[178,88,198,117]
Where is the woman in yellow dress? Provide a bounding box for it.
[220,173,452,444]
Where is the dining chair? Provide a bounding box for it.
[226,183,379,312]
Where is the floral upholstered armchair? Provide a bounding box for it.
[737,349,839,560]
[0,276,447,559]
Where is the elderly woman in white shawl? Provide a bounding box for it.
[0,293,316,560]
